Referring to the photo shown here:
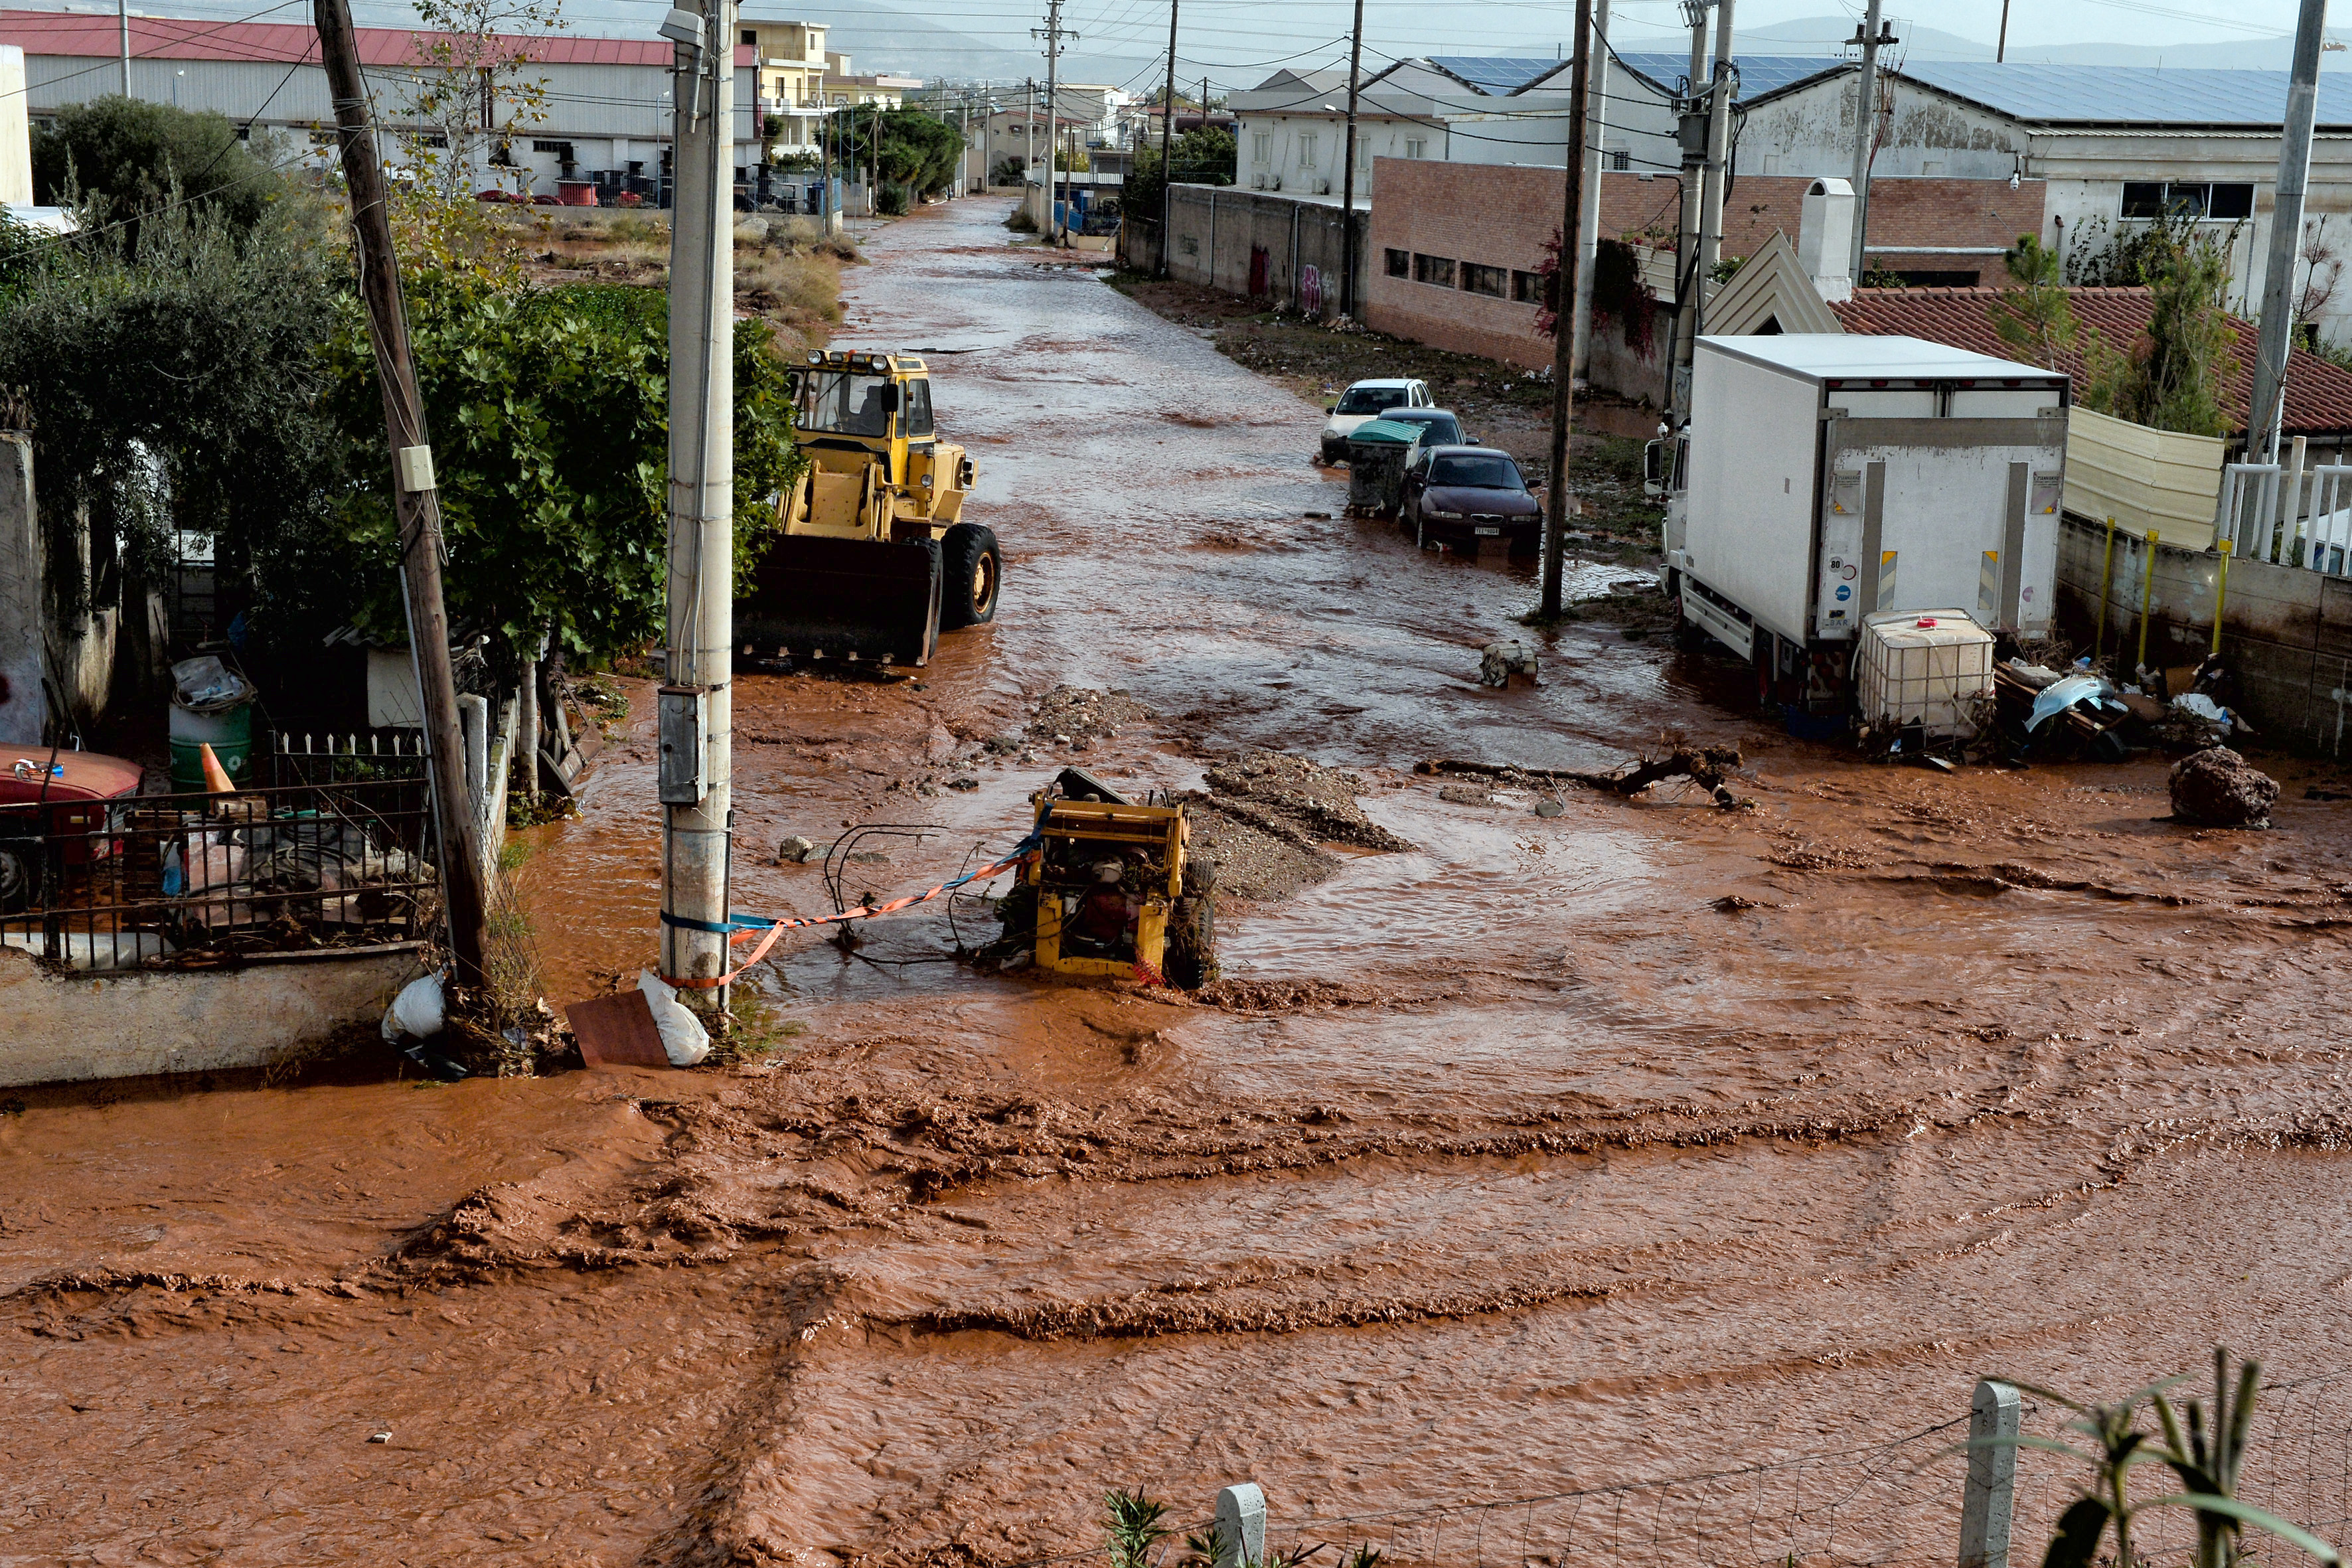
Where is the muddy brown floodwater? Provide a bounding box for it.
[13,200,2352,1568]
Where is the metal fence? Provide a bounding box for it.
[2217,461,2352,574]
[260,728,433,789]
[1,775,436,972]
[1012,1367,2352,1568]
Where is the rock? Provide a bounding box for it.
[846,850,892,865]
[1438,785,1496,806]
[984,734,1022,754]
[777,836,817,864]
[947,776,980,791]
[1479,639,1539,688]
[368,1431,392,1444]
[1533,799,1567,818]
[2169,746,2278,828]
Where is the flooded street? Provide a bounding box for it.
[12,199,2352,1567]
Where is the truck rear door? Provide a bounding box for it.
[1814,395,2065,641]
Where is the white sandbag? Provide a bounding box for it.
[382,973,445,1043]
[637,969,712,1066]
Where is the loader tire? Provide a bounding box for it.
[941,524,1002,630]
[1165,894,1217,989]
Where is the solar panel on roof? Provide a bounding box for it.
[1423,55,1566,94]
[1610,52,1845,101]
[1899,60,2352,127]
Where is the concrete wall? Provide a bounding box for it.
[1164,184,1366,319]
[2057,513,2352,757]
[0,942,422,1087]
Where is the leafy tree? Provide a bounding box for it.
[2070,230,2238,437]
[30,96,283,235]
[396,0,563,200]
[0,183,345,635]
[830,106,965,198]
[319,277,803,668]
[1122,127,1236,222]
[1991,233,2078,370]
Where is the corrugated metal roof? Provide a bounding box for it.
[0,9,752,67]
[1897,60,2352,128]
[1611,52,1844,102]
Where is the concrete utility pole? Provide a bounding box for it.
[1158,0,1178,275]
[1569,0,1611,386]
[1539,0,1595,620]
[2248,0,2329,463]
[1694,0,1735,301]
[1026,78,1037,204]
[118,0,129,95]
[1338,0,1366,319]
[658,0,736,1008]
[313,0,492,988]
[1666,0,1709,420]
[1034,0,1077,243]
[1846,0,1891,281]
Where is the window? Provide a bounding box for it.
[1460,262,1507,297]
[1413,253,1455,287]
[1883,268,1982,288]
[1335,385,1410,415]
[2122,181,2255,220]
[1511,269,1550,307]
[1429,453,1525,490]
[1300,132,1318,169]
[741,28,757,44]
[532,139,574,154]
[1385,247,1410,277]
[903,379,934,439]
[1610,147,1630,171]
[1252,131,1271,165]
[796,371,898,437]
[1404,137,1426,159]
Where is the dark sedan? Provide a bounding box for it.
[1400,446,1541,554]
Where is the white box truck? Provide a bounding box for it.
[1658,335,2068,697]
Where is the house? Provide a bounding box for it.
[2,9,761,200]
[823,54,921,110]
[738,15,829,152]
[1618,56,2352,345]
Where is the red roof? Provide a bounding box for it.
[0,9,753,68]
[1828,285,2352,438]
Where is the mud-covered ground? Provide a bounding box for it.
[12,200,2352,1568]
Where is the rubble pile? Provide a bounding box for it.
[2169,747,2279,828]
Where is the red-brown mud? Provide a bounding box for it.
[11,200,2352,1567]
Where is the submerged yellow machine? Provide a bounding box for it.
[987,769,1217,988]
[737,349,1002,666]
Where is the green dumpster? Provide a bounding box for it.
[1346,419,1421,518]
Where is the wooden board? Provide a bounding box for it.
[565,989,672,1069]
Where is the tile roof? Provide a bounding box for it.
[1827,286,2352,436]
[0,9,752,68]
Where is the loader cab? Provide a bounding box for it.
[795,350,935,484]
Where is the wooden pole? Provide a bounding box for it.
[1539,0,1595,619]
[314,0,492,987]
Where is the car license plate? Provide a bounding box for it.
[1475,526,1500,536]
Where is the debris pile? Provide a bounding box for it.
[1185,750,1411,902]
[1419,740,1747,809]
[2169,747,2279,828]
[1027,685,1152,749]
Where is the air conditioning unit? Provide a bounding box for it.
[1314,178,1332,195]
[1251,173,1267,189]
[1267,175,1281,191]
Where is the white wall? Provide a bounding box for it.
[0,44,30,205]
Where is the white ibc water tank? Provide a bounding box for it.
[1854,609,1994,739]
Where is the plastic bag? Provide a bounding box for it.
[380,972,445,1043]
[637,970,712,1066]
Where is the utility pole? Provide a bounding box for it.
[118,0,129,95]
[1694,0,1735,306]
[1034,0,1077,244]
[1026,77,1037,212]
[1539,0,1595,620]
[1338,0,1366,319]
[659,0,736,1008]
[2250,0,2329,463]
[1158,0,1178,275]
[313,0,491,989]
[1666,1,1709,421]
[1846,0,1891,281]
[1996,0,2011,62]
[1569,0,1611,386]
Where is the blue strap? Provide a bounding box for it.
[659,910,778,933]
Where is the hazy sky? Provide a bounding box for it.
[13,0,2337,82]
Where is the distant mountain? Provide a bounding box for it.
[744,0,1156,86]
[1743,15,2352,70]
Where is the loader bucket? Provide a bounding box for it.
[736,534,945,667]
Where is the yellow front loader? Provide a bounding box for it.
[737,350,1002,666]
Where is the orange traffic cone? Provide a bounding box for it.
[198,742,236,794]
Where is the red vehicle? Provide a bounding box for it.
[0,749,144,912]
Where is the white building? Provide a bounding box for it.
[1,7,761,201]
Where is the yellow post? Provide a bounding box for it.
[2136,530,2161,673]
[2095,514,2118,659]
[2211,539,2233,656]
